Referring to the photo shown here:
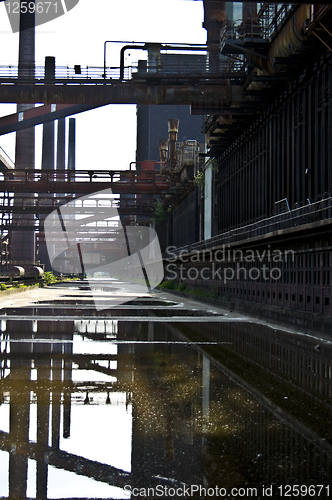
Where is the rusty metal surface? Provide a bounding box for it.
[0,169,172,195]
[0,103,105,136]
[0,80,235,105]
[0,195,156,216]
[265,4,312,74]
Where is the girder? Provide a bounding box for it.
[0,79,235,105]
[0,103,104,136]
[0,196,155,215]
[0,169,172,194]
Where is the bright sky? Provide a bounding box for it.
[0,0,206,170]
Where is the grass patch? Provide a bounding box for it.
[160,280,220,299]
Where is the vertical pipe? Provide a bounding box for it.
[307,78,312,202]
[39,56,55,271]
[328,58,332,194]
[203,0,226,73]
[41,57,55,171]
[314,74,319,200]
[56,118,66,170]
[68,118,76,171]
[321,68,326,196]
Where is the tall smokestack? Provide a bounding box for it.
[39,56,56,271]
[167,119,179,167]
[41,57,55,170]
[11,3,36,266]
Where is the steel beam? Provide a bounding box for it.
[0,180,171,194]
[0,103,103,136]
[0,80,234,105]
[0,168,172,194]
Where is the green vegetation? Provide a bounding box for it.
[160,280,232,302]
[43,271,59,285]
[160,279,219,299]
[151,200,168,223]
[194,170,205,186]
[160,279,176,290]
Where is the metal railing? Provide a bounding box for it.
[0,64,132,81]
[0,169,171,185]
[0,50,245,84]
[220,3,295,48]
[169,196,332,256]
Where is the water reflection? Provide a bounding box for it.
[0,315,331,499]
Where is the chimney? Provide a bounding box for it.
[41,57,55,170]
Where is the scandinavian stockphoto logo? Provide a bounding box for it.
[4,0,80,33]
[44,189,164,310]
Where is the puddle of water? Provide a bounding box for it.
[1,306,222,318]
[0,290,331,499]
[35,299,179,307]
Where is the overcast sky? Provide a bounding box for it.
[0,0,206,170]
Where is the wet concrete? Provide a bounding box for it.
[0,280,331,499]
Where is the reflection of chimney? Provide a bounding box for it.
[68,118,76,171]
[159,139,168,163]
[167,119,179,166]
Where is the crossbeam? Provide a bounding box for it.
[0,103,105,136]
[0,169,172,194]
[0,79,234,105]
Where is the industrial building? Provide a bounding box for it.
[0,2,332,498]
[0,1,331,328]
[152,2,332,330]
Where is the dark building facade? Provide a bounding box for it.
[156,3,332,330]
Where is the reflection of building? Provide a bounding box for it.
[0,306,332,497]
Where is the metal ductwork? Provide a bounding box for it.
[265,4,312,75]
